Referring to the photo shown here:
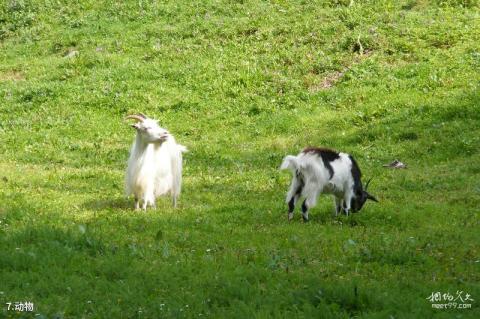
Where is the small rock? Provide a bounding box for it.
[383,159,407,169]
[65,50,79,58]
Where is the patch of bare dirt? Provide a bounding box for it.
[307,50,373,93]
[0,70,25,82]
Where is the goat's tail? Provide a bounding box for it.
[171,144,187,208]
[280,155,299,172]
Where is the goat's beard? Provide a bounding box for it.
[152,138,167,146]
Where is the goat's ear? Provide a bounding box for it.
[366,192,378,202]
[365,178,373,190]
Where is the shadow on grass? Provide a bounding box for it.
[81,197,131,211]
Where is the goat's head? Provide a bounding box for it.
[350,178,378,212]
[125,113,170,144]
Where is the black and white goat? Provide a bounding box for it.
[280,147,378,221]
[125,113,187,210]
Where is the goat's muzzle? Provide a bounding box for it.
[157,133,169,143]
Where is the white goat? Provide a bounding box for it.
[280,147,377,221]
[125,113,187,210]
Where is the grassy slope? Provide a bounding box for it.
[1,0,479,318]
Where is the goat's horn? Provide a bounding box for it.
[137,113,147,119]
[125,114,145,122]
[365,178,373,190]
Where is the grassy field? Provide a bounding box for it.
[1,0,479,318]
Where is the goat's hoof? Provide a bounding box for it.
[302,217,309,223]
[288,213,294,221]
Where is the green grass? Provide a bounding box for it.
[1,0,479,318]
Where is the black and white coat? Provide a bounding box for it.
[280,147,377,221]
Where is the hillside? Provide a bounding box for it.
[1,0,479,318]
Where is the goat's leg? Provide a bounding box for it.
[134,197,140,211]
[287,197,295,221]
[172,196,177,209]
[334,197,343,217]
[301,185,321,222]
[141,195,152,211]
[287,194,300,221]
[301,199,309,222]
[142,186,156,211]
[286,177,303,221]
[343,192,352,216]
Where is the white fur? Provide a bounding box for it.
[125,117,187,210]
[280,151,356,220]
